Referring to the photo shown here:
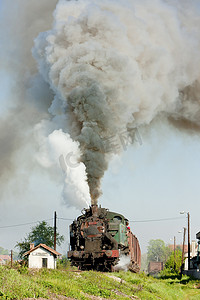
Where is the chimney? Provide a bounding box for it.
[91,204,98,217]
[30,243,34,250]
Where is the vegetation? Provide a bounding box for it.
[146,239,185,275]
[165,248,183,274]
[15,221,64,258]
[57,255,71,269]
[0,266,200,299]
[147,239,171,263]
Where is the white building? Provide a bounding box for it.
[183,234,200,279]
[184,240,197,271]
[23,243,61,269]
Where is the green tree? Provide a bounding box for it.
[164,248,183,273]
[16,221,64,258]
[147,239,171,263]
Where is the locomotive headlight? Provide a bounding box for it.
[80,245,84,249]
[105,250,113,257]
[73,251,79,257]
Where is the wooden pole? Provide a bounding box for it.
[11,250,13,268]
[174,236,176,272]
[54,211,57,251]
[181,227,186,274]
[188,212,190,270]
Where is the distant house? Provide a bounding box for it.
[168,244,188,253]
[23,243,61,269]
[148,261,163,274]
[0,255,11,266]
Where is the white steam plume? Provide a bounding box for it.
[113,255,131,272]
[35,125,90,208]
[33,0,200,205]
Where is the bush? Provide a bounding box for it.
[57,256,71,269]
[164,249,183,274]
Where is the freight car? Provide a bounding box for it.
[67,205,141,272]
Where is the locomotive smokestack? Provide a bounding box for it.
[91,204,98,217]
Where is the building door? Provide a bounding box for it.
[42,258,47,268]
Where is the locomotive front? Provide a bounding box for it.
[68,205,120,271]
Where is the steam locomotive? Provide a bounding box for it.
[67,205,141,272]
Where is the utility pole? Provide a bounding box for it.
[181,227,186,275]
[54,211,57,251]
[188,212,190,270]
[174,236,176,272]
[180,211,191,271]
[11,250,13,268]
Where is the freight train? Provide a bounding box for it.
[67,205,141,272]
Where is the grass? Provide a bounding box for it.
[0,265,200,299]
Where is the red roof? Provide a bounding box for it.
[23,244,61,257]
[168,244,188,252]
[0,255,11,261]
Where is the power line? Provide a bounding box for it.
[0,216,186,229]
[58,216,185,223]
[58,217,73,221]
[129,216,185,223]
[0,218,53,229]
